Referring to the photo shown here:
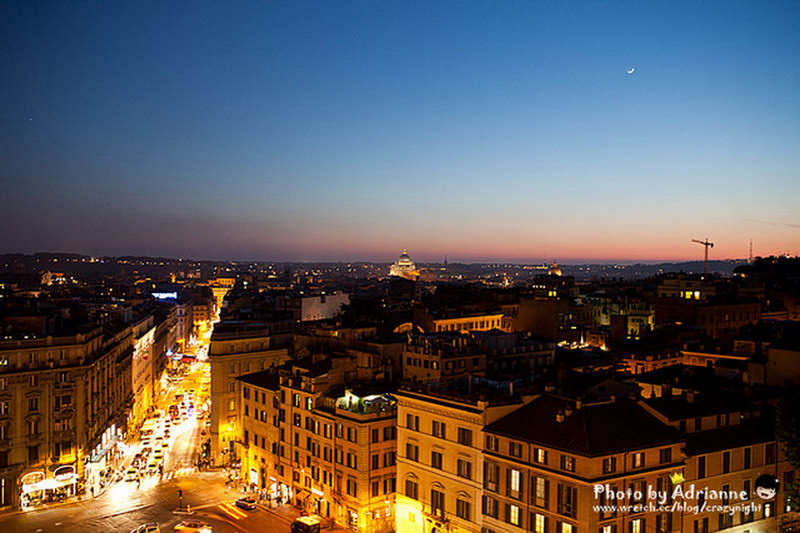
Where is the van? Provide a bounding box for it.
[291,515,321,533]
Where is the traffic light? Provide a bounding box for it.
[178,489,183,497]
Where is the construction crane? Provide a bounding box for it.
[692,238,714,279]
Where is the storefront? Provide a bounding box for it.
[19,465,78,509]
[86,423,125,494]
[267,478,292,506]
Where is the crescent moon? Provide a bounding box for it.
[627,67,635,74]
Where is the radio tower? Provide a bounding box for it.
[749,239,753,264]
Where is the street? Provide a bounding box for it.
[0,355,309,532]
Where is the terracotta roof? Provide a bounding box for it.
[485,394,682,456]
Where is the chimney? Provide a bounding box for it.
[575,399,582,410]
[564,407,573,417]
[556,411,565,423]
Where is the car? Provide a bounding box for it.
[154,436,164,444]
[141,446,153,455]
[124,468,139,482]
[163,429,171,438]
[291,515,322,533]
[130,524,160,533]
[153,451,164,462]
[141,437,151,446]
[173,521,212,533]
[189,388,196,395]
[235,497,257,510]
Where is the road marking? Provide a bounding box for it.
[220,502,248,519]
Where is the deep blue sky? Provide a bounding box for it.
[2,1,799,262]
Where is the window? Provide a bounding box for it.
[657,513,671,533]
[457,459,472,479]
[533,513,547,533]
[384,426,395,441]
[509,441,523,458]
[693,517,708,533]
[535,448,547,464]
[432,420,446,439]
[630,518,644,533]
[765,443,776,464]
[27,419,40,436]
[346,478,357,496]
[507,504,520,526]
[509,468,521,494]
[697,456,706,478]
[601,525,617,533]
[484,462,500,491]
[407,414,419,431]
[406,442,419,462]
[557,484,577,518]
[722,451,730,473]
[603,457,616,474]
[405,478,419,500]
[532,476,549,508]
[28,445,38,462]
[632,452,644,468]
[483,495,499,518]
[458,428,473,446]
[0,401,7,415]
[560,455,575,472]
[372,454,379,469]
[486,434,499,451]
[744,447,751,469]
[431,450,443,470]
[659,448,672,464]
[228,381,236,393]
[372,481,380,498]
[28,397,38,412]
[456,498,471,521]
[431,488,445,518]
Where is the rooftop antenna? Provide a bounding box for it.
[749,239,753,264]
[691,238,714,279]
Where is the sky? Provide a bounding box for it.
[2,1,799,263]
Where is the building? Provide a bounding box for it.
[389,250,420,281]
[403,333,487,384]
[237,364,398,532]
[395,385,523,533]
[0,324,133,508]
[208,321,291,464]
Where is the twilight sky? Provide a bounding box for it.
[2,1,799,263]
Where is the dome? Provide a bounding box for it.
[548,261,562,276]
[389,249,419,280]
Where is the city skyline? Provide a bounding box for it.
[3,1,799,262]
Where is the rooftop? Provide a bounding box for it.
[485,394,682,456]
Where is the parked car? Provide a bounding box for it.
[130,523,160,533]
[173,521,212,533]
[124,468,139,482]
[235,497,257,511]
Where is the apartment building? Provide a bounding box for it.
[395,385,523,533]
[237,363,397,532]
[403,333,487,384]
[208,320,292,464]
[0,323,134,508]
[396,386,798,533]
